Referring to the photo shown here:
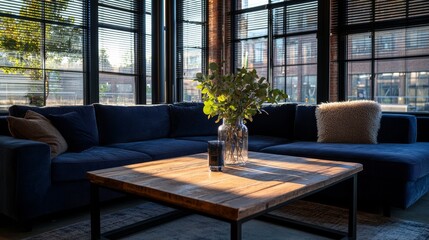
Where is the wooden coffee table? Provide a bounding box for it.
[88,152,362,240]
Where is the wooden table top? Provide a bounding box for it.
[87,152,362,221]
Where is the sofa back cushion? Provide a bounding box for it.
[378,114,417,143]
[247,103,297,139]
[94,104,170,145]
[8,105,99,147]
[169,102,220,137]
[417,117,429,142]
[294,105,318,141]
[48,111,99,152]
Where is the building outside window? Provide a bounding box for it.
[234,0,318,104]
[342,0,429,112]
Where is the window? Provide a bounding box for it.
[0,0,85,109]
[342,0,429,112]
[177,0,207,102]
[98,0,151,105]
[234,0,318,104]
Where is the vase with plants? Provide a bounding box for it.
[195,62,287,165]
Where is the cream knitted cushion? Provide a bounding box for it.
[316,100,382,144]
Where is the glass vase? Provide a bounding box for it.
[218,118,248,166]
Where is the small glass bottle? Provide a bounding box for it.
[207,140,225,171]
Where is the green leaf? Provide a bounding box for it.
[203,105,212,115]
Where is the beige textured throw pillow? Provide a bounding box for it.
[316,100,382,144]
[7,110,68,158]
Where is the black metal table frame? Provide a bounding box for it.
[90,174,357,240]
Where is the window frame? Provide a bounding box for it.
[231,0,329,104]
[338,0,429,113]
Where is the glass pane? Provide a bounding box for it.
[46,0,84,26]
[375,58,429,112]
[286,34,317,65]
[99,28,135,74]
[286,2,317,33]
[347,61,372,101]
[407,71,429,112]
[45,71,84,106]
[236,10,268,39]
[46,25,83,71]
[0,19,42,69]
[347,33,372,60]
[375,30,402,58]
[273,38,285,66]
[235,39,268,78]
[182,0,203,21]
[285,65,317,103]
[0,70,43,109]
[99,6,135,30]
[273,66,286,95]
[346,0,372,25]
[375,0,406,22]
[237,0,268,10]
[183,48,202,102]
[146,76,152,104]
[99,0,135,10]
[99,73,135,105]
[406,26,429,54]
[182,23,203,48]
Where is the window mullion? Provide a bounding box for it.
[268,6,273,86]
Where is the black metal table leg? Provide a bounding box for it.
[91,183,101,240]
[231,221,242,240]
[348,175,357,240]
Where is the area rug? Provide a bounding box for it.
[25,201,429,240]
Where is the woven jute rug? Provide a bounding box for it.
[25,201,429,240]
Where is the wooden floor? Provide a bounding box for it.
[0,192,428,240]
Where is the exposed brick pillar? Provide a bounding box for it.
[208,0,223,66]
[208,0,233,73]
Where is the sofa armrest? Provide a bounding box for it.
[0,135,51,221]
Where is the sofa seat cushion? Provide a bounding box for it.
[109,138,208,160]
[52,147,152,182]
[94,104,170,145]
[261,142,429,181]
[176,135,217,142]
[177,135,291,152]
[248,135,291,151]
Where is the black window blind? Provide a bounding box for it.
[177,0,207,102]
[0,0,86,107]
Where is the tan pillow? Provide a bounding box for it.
[316,100,382,144]
[7,110,68,158]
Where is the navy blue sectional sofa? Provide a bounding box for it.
[0,103,428,225]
